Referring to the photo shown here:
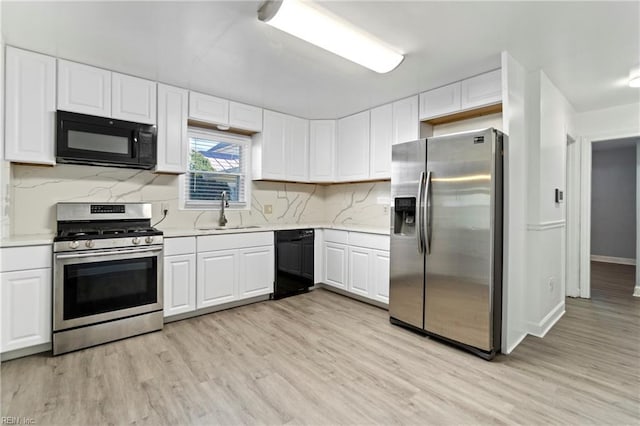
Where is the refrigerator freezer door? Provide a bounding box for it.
[390,140,426,329]
[424,129,497,351]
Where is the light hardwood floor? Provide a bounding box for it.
[2,262,639,425]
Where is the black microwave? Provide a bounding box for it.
[56,111,157,169]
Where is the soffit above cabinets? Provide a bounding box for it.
[2,1,638,118]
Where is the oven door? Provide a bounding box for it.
[54,246,163,331]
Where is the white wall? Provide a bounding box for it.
[0,0,8,239]
[576,103,640,140]
[525,70,575,337]
[637,145,640,295]
[500,51,528,353]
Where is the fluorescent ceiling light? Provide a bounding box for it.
[630,77,640,88]
[630,67,640,87]
[258,0,404,74]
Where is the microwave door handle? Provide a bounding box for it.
[131,130,138,159]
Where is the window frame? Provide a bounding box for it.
[180,127,252,211]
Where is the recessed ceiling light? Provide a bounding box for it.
[258,0,404,74]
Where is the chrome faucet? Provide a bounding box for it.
[219,191,229,227]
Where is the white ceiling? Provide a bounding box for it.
[2,1,639,119]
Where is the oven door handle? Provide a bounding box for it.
[55,246,162,259]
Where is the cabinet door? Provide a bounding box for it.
[348,247,371,297]
[372,250,390,304]
[112,73,157,124]
[285,115,309,182]
[323,243,347,290]
[392,95,419,144]
[369,104,392,179]
[197,250,238,308]
[156,84,188,173]
[163,254,196,317]
[188,91,229,125]
[336,110,370,181]
[58,59,111,117]
[258,110,287,180]
[229,101,262,132]
[460,69,502,110]
[239,246,274,298]
[309,120,336,182]
[5,47,56,165]
[1,268,51,353]
[419,82,461,120]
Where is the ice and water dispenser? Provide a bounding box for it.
[393,197,416,235]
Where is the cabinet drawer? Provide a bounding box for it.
[323,229,349,244]
[1,246,52,272]
[197,231,273,252]
[348,232,389,251]
[164,237,196,256]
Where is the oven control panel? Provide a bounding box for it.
[91,204,125,214]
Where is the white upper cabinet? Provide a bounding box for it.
[369,104,392,179]
[188,92,229,125]
[337,110,370,181]
[392,95,419,144]
[156,84,189,174]
[112,73,157,124]
[460,69,502,110]
[419,82,461,120]
[253,110,309,182]
[5,47,56,165]
[285,115,310,182]
[58,59,111,117]
[253,110,286,180]
[420,69,503,120]
[229,101,263,132]
[309,120,336,182]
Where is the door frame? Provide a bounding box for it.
[578,131,640,298]
[565,135,580,297]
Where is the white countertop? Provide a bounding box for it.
[0,224,389,248]
[161,223,390,238]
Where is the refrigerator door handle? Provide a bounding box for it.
[425,171,432,254]
[417,171,426,254]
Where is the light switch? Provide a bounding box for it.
[555,188,564,203]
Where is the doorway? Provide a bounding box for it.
[577,136,640,298]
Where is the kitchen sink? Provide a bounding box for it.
[197,225,262,231]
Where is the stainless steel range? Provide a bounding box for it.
[53,202,163,355]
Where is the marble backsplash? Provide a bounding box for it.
[9,163,390,235]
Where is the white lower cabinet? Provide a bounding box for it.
[239,246,274,298]
[323,230,390,305]
[164,232,274,317]
[163,254,196,316]
[372,250,390,303]
[1,245,52,354]
[323,243,348,290]
[197,250,238,308]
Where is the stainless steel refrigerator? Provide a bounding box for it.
[389,128,504,359]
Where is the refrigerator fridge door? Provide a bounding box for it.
[390,139,427,329]
[424,128,499,352]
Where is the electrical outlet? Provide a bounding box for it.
[263,204,273,214]
[548,277,555,292]
[161,202,169,214]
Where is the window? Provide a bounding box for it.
[182,128,250,209]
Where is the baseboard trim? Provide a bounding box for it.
[528,301,565,338]
[527,220,566,231]
[503,332,527,355]
[317,283,389,310]
[164,294,271,323]
[1,343,51,362]
[590,255,636,265]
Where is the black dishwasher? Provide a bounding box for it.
[274,229,314,299]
